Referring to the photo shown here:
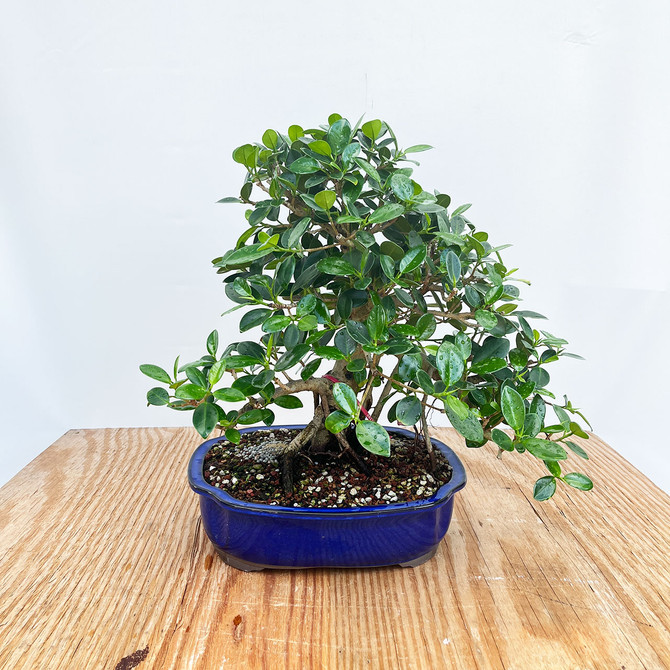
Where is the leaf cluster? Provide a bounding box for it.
[141,113,592,500]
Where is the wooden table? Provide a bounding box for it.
[0,428,668,669]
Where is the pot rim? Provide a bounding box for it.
[188,424,467,516]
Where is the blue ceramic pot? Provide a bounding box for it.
[188,425,466,571]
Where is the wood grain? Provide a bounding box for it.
[0,427,668,669]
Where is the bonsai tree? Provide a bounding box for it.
[141,113,592,502]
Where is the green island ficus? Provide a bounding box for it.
[141,113,593,501]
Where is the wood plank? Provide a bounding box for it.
[0,427,668,669]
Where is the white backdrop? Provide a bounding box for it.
[2,0,669,492]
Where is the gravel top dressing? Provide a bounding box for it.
[202,428,453,508]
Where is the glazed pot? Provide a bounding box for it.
[188,425,466,571]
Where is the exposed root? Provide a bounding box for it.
[335,431,372,477]
[256,372,375,492]
[420,398,437,472]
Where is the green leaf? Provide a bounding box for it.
[325,410,352,434]
[474,310,498,330]
[454,332,472,359]
[565,440,589,460]
[274,395,303,409]
[404,144,433,153]
[501,386,525,432]
[334,329,357,355]
[470,358,506,375]
[147,387,169,406]
[416,313,436,339]
[238,409,265,425]
[297,315,318,331]
[570,421,589,439]
[366,304,386,341]
[185,366,207,388]
[396,396,422,426]
[262,315,291,333]
[225,428,241,444]
[362,119,382,140]
[342,142,361,166]
[289,157,320,174]
[399,245,427,274]
[314,190,337,210]
[208,360,226,386]
[333,382,358,416]
[530,395,546,422]
[354,157,381,184]
[355,230,375,246]
[288,124,304,142]
[509,348,529,369]
[225,355,261,370]
[415,369,434,393]
[518,381,536,398]
[554,406,571,429]
[491,428,514,452]
[528,367,551,388]
[213,387,247,402]
[193,402,219,438]
[240,308,272,332]
[444,251,461,288]
[345,320,371,345]
[485,285,504,305]
[563,472,593,491]
[286,217,311,248]
[338,215,363,226]
[544,460,562,478]
[232,277,253,298]
[380,254,396,278]
[206,330,219,357]
[217,197,243,204]
[301,358,321,380]
[368,203,404,225]
[337,292,352,320]
[435,232,464,247]
[326,118,351,155]
[283,324,300,350]
[521,438,568,461]
[346,359,366,372]
[253,369,274,388]
[274,344,309,371]
[313,345,346,360]
[262,128,278,149]
[225,243,270,266]
[309,139,332,156]
[523,412,542,438]
[140,364,171,384]
[413,201,445,214]
[533,476,556,501]
[390,173,414,201]
[514,310,547,320]
[232,144,258,170]
[175,384,207,400]
[317,258,357,276]
[296,294,317,317]
[444,395,468,420]
[443,398,484,443]
[355,421,391,456]
[436,341,464,387]
[380,241,404,260]
[452,203,472,216]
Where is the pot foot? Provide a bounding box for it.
[398,547,437,568]
[215,549,265,572]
